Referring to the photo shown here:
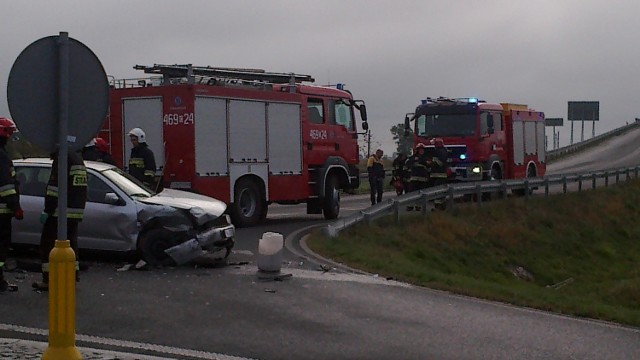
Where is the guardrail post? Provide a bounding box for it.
[592,174,596,190]
[501,182,508,198]
[475,184,482,208]
[447,186,454,210]
[604,171,609,187]
[578,175,582,192]
[393,201,400,224]
[421,193,428,215]
[615,170,620,184]
[562,176,567,194]
[524,180,530,199]
[544,178,549,197]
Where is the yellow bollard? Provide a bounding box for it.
[42,240,82,360]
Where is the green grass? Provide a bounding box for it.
[307,179,640,327]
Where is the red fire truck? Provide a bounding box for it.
[405,97,545,192]
[102,64,368,226]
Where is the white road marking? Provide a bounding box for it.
[0,323,256,360]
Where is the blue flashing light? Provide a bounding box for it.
[459,154,467,160]
[421,99,428,105]
[336,83,344,90]
[468,97,478,103]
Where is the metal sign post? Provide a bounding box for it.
[8,31,109,360]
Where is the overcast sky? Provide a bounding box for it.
[2,0,638,155]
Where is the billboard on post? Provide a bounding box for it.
[568,101,599,121]
[545,118,563,126]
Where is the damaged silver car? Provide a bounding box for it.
[12,158,235,266]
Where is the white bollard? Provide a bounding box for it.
[257,232,284,273]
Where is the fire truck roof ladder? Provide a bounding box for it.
[133,64,315,85]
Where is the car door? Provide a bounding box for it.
[13,164,49,246]
[79,169,139,252]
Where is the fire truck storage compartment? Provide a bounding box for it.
[512,120,525,166]
[267,102,302,175]
[194,97,228,176]
[229,100,267,163]
[524,121,537,155]
[536,122,545,163]
[122,97,164,172]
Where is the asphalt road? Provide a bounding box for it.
[2,129,640,359]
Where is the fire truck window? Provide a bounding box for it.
[494,113,503,131]
[481,112,502,134]
[331,100,353,131]
[307,100,324,124]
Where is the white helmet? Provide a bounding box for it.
[85,138,96,147]
[128,128,146,143]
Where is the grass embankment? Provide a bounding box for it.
[307,179,640,327]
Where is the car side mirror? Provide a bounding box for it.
[105,192,123,205]
[361,121,369,131]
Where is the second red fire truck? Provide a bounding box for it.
[405,97,546,193]
[102,64,368,226]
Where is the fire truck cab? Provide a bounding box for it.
[103,64,368,227]
[405,97,545,190]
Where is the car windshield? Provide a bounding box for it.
[100,167,154,198]
[416,113,476,137]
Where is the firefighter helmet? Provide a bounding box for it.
[431,138,445,148]
[85,138,96,147]
[128,128,146,143]
[95,137,108,153]
[416,143,426,149]
[0,117,17,138]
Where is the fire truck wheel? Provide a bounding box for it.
[138,228,180,266]
[230,178,265,227]
[323,175,340,220]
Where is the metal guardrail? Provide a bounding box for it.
[324,166,640,238]
[546,121,640,160]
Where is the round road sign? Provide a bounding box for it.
[7,35,109,152]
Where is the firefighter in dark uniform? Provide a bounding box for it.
[391,152,408,195]
[367,149,385,205]
[32,150,87,291]
[127,128,156,189]
[405,143,429,211]
[0,118,22,292]
[426,138,449,188]
[94,137,116,165]
[82,137,115,165]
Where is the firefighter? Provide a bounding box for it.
[0,118,22,292]
[32,150,87,291]
[82,137,115,165]
[405,143,429,211]
[94,137,116,165]
[367,149,385,205]
[391,152,408,195]
[426,138,449,188]
[81,138,101,161]
[127,128,157,189]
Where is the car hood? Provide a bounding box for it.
[137,188,227,225]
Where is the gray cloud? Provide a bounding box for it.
[2,0,639,154]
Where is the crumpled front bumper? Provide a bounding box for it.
[164,223,235,265]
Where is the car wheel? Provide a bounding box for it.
[230,178,265,227]
[323,175,340,220]
[138,228,181,266]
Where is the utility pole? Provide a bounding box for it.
[367,130,372,158]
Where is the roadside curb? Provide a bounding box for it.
[284,224,370,276]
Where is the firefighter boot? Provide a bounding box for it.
[0,268,18,292]
[31,272,49,292]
